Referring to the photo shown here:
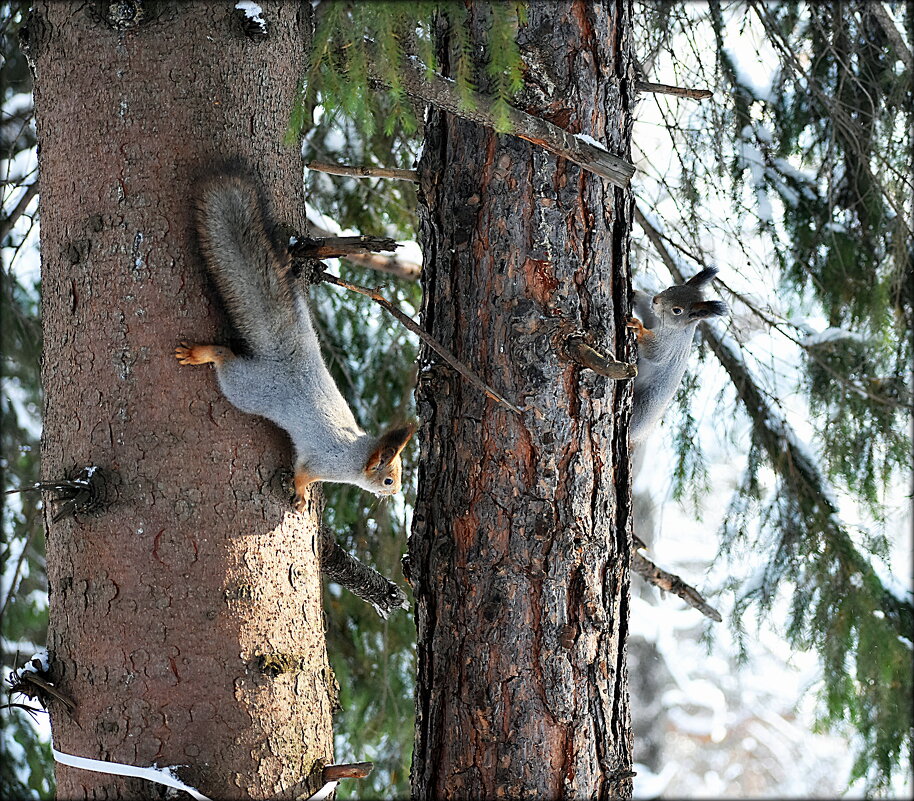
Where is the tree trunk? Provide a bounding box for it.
[408,2,636,798]
[32,3,334,798]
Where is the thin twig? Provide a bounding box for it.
[565,335,637,379]
[316,270,525,415]
[306,161,418,182]
[636,80,713,100]
[0,703,45,717]
[0,181,39,242]
[632,551,723,622]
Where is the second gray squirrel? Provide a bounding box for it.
[176,175,413,510]
[627,267,728,445]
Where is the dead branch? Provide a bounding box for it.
[636,80,713,100]
[14,672,77,713]
[319,526,408,619]
[869,2,914,72]
[290,235,398,260]
[344,250,421,281]
[306,220,421,280]
[0,181,38,242]
[632,551,723,622]
[306,161,418,182]
[281,760,374,801]
[314,270,525,415]
[565,335,637,379]
[366,47,635,188]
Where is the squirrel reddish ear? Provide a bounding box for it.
[688,300,729,320]
[685,267,719,288]
[365,424,415,471]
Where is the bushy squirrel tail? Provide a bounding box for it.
[195,176,299,356]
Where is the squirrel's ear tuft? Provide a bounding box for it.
[685,267,719,288]
[365,424,415,470]
[688,299,729,320]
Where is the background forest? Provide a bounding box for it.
[2,1,911,799]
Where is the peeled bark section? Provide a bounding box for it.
[409,1,636,798]
[33,3,333,798]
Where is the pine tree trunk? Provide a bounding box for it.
[32,3,334,798]
[409,2,636,798]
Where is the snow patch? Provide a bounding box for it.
[574,133,609,152]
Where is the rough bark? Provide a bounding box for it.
[32,3,334,799]
[408,2,636,798]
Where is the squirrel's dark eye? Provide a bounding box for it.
[384,477,394,486]
[671,307,684,315]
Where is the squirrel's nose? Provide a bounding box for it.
[652,296,660,304]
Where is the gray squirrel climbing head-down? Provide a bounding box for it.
[627,266,729,446]
[175,175,414,510]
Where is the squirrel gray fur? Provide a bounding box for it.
[628,267,728,445]
[176,175,413,510]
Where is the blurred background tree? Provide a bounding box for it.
[2,1,910,798]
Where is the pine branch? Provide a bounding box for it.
[635,204,914,641]
[364,45,635,188]
[632,550,722,622]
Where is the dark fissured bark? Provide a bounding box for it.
[32,3,333,798]
[409,1,636,798]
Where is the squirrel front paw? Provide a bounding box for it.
[293,468,317,513]
[175,342,233,366]
[626,317,653,344]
